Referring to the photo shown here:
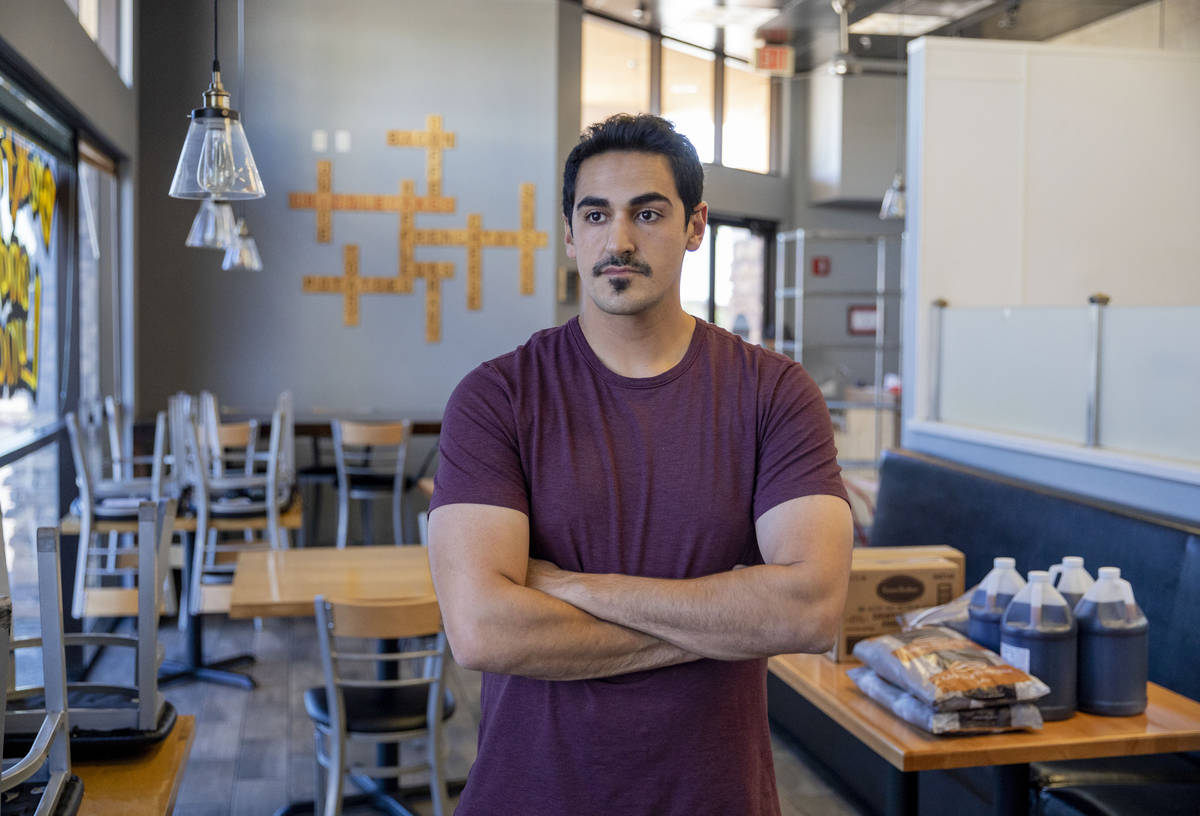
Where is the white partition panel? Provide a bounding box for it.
[940,307,1090,443]
[1099,307,1200,464]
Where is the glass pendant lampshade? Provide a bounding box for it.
[880,172,906,220]
[222,218,263,271]
[185,199,236,249]
[169,74,265,200]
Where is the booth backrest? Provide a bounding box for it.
[869,449,1200,702]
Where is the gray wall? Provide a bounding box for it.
[137,0,563,417]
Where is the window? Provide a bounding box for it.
[581,16,651,128]
[722,59,772,174]
[661,41,715,164]
[78,144,122,415]
[64,0,131,85]
[580,13,778,175]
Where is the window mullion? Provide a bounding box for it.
[713,30,725,166]
[649,33,662,114]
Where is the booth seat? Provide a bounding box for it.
[768,448,1200,816]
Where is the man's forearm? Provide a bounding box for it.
[529,562,843,661]
[446,576,700,681]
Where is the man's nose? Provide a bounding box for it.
[605,215,635,256]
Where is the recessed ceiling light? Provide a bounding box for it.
[849,13,951,37]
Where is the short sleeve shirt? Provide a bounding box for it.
[432,317,847,816]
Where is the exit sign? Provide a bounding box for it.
[754,45,794,77]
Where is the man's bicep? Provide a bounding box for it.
[756,494,853,575]
[428,502,530,591]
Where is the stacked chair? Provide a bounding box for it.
[4,499,177,758]
[0,528,85,815]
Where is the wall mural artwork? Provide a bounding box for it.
[290,114,549,342]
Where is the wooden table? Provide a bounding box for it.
[74,714,195,816]
[768,653,1200,816]
[229,546,433,619]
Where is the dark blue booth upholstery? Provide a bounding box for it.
[870,450,1200,702]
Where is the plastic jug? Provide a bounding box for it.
[1053,556,1095,611]
[1001,571,1077,720]
[968,557,1026,652]
[1075,567,1148,716]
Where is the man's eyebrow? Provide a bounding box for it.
[629,192,672,208]
[575,196,609,211]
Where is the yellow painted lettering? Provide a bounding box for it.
[20,274,40,392]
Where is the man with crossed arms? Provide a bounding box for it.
[429,114,852,815]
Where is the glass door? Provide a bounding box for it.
[680,218,773,345]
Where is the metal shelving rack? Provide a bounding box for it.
[774,228,903,468]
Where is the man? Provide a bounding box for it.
[429,114,852,815]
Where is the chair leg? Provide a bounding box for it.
[313,731,327,816]
[71,519,92,620]
[310,483,324,547]
[429,721,449,816]
[336,492,349,549]
[392,490,403,547]
[324,733,345,816]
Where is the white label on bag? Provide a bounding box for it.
[1001,641,1030,672]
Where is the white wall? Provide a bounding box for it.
[1052,0,1200,50]
[902,36,1200,520]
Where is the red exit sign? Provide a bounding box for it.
[755,45,795,77]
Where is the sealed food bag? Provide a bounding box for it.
[898,585,977,635]
[852,625,1050,711]
[848,667,1044,735]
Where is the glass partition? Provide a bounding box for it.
[939,307,1090,443]
[935,304,1200,466]
[1099,306,1200,463]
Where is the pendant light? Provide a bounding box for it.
[880,15,906,220]
[222,218,262,271]
[169,0,265,200]
[185,198,236,248]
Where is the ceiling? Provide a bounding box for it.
[581,0,1149,70]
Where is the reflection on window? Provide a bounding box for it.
[680,226,711,322]
[1,444,60,685]
[722,59,771,174]
[0,115,63,450]
[64,0,127,82]
[714,227,764,345]
[582,16,651,128]
[78,153,121,416]
[662,41,715,164]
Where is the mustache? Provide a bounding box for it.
[592,255,652,278]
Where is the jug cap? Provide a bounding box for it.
[994,556,1016,570]
[1098,566,1121,581]
[1029,570,1052,583]
[1062,556,1084,568]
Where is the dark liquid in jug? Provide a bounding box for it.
[968,592,1015,652]
[1075,600,1148,716]
[1001,601,1077,720]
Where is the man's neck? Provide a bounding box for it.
[577,307,697,379]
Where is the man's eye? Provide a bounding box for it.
[585,211,606,223]
[637,210,662,222]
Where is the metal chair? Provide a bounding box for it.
[65,411,169,620]
[305,595,452,816]
[0,529,84,815]
[332,420,412,548]
[4,502,177,754]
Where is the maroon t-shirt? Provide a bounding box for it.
[431,317,847,815]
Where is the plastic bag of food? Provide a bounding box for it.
[851,625,1050,711]
[848,667,1044,735]
[898,585,977,635]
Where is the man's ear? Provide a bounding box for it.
[686,202,709,252]
[563,215,576,260]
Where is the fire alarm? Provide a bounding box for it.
[812,256,831,277]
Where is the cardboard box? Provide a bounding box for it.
[851,545,966,576]
[828,554,964,662]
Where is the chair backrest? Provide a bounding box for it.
[104,395,128,479]
[66,411,167,510]
[0,529,73,805]
[275,390,296,489]
[331,419,411,485]
[314,594,445,716]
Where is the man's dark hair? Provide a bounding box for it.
[562,114,704,230]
